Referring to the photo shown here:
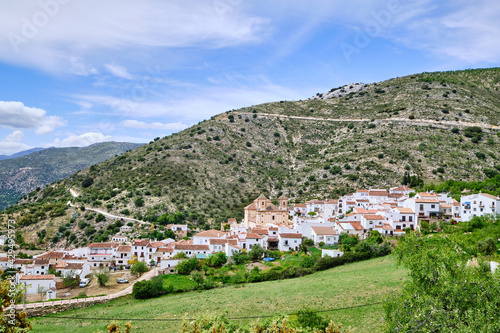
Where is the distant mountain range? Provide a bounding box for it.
[0,147,47,160]
[0,142,143,210]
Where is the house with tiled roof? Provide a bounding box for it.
[403,197,441,219]
[310,227,339,245]
[278,232,302,251]
[244,194,289,228]
[334,221,366,237]
[116,245,132,266]
[361,214,387,230]
[460,192,500,221]
[18,275,55,294]
[193,229,227,245]
[389,186,415,195]
[172,244,210,258]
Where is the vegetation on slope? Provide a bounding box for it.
[0,142,142,210]
[1,68,500,244]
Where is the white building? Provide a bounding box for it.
[310,227,339,245]
[18,275,55,294]
[460,193,500,221]
[278,233,302,251]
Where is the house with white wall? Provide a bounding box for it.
[278,233,302,251]
[310,227,339,245]
[460,193,500,221]
[18,275,55,294]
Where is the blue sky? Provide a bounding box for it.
[1,0,500,155]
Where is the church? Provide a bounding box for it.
[244,194,290,228]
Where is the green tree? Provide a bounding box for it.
[130,261,148,277]
[385,233,500,332]
[96,269,110,287]
[248,244,264,261]
[190,270,204,288]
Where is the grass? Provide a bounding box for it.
[162,274,197,292]
[32,255,407,333]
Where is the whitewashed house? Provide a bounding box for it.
[18,275,55,295]
[460,193,500,221]
[310,227,339,245]
[278,233,302,251]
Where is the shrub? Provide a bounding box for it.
[81,177,94,188]
[132,276,164,299]
[95,213,106,222]
[177,257,199,275]
[131,261,148,276]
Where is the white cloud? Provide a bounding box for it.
[122,120,188,131]
[0,130,31,155]
[73,81,301,123]
[47,132,112,147]
[105,64,133,80]
[0,0,269,75]
[0,101,65,134]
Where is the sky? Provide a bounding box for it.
[1,0,500,155]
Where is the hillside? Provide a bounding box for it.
[2,68,500,245]
[0,142,143,210]
[0,147,46,161]
[32,256,405,333]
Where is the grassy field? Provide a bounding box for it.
[32,256,406,333]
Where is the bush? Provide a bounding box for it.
[81,177,94,188]
[478,237,496,255]
[132,276,164,299]
[131,261,148,276]
[95,213,106,222]
[177,257,199,275]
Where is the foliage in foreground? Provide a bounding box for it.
[384,231,500,332]
[181,312,350,333]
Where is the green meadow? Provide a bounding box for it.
[32,256,406,333]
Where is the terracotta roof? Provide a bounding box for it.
[66,263,84,270]
[54,261,67,269]
[440,204,452,208]
[251,228,269,235]
[34,259,49,265]
[62,254,80,260]
[369,190,388,196]
[194,229,227,238]
[88,242,118,249]
[14,259,33,265]
[311,227,338,235]
[228,218,237,222]
[117,245,132,252]
[20,274,55,280]
[417,192,437,197]
[325,199,339,204]
[391,186,414,192]
[174,244,210,251]
[356,199,369,202]
[294,204,306,208]
[394,229,405,233]
[388,193,405,198]
[148,241,165,248]
[415,199,439,203]
[382,223,393,230]
[279,194,288,200]
[395,208,415,214]
[267,237,279,242]
[133,239,150,246]
[263,204,280,211]
[357,190,369,193]
[37,251,65,259]
[350,222,365,231]
[246,233,263,239]
[156,247,173,253]
[364,215,386,220]
[346,201,356,205]
[268,227,278,231]
[279,233,302,239]
[244,202,257,210]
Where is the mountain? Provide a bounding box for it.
[4,68,500,245]
[0,147,47,160]
[0,142,143,210]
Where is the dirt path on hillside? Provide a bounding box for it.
[238,112,500,132]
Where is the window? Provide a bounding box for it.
[402,216,406,221]
[431,205,435,209]
[420,204,424,211]
[409,216,413,222]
